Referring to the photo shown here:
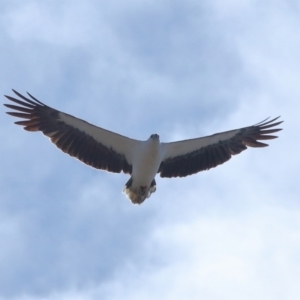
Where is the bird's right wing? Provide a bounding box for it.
[4,90,141,174]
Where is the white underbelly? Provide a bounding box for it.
[131,142,162,186]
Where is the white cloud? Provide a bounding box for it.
[0,0,299,299]
[3,2,100,46]
[11,206,300,300]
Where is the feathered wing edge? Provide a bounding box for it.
[4,89,140,174]
[159,117,283,178]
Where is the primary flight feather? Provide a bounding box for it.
[4,90,283,204]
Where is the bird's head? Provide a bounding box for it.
[150,134,160,140]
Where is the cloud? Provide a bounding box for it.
[0,0,299,299]
[9,205,300,300]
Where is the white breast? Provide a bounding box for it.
[131,138,163,187]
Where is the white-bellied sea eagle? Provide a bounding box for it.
[4,90,283,204]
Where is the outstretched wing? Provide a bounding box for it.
[4,90,141,174]
[159,117,283,178]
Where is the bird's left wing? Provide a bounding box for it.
[158,117,283,178]
[4,90,141,174]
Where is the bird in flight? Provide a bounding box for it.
[4,90,282,204]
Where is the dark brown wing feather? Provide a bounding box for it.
[159,117,283,178]
[4,90,132,174]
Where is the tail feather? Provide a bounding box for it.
[123,178,156,204]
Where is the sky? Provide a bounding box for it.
[0,0,299,299]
